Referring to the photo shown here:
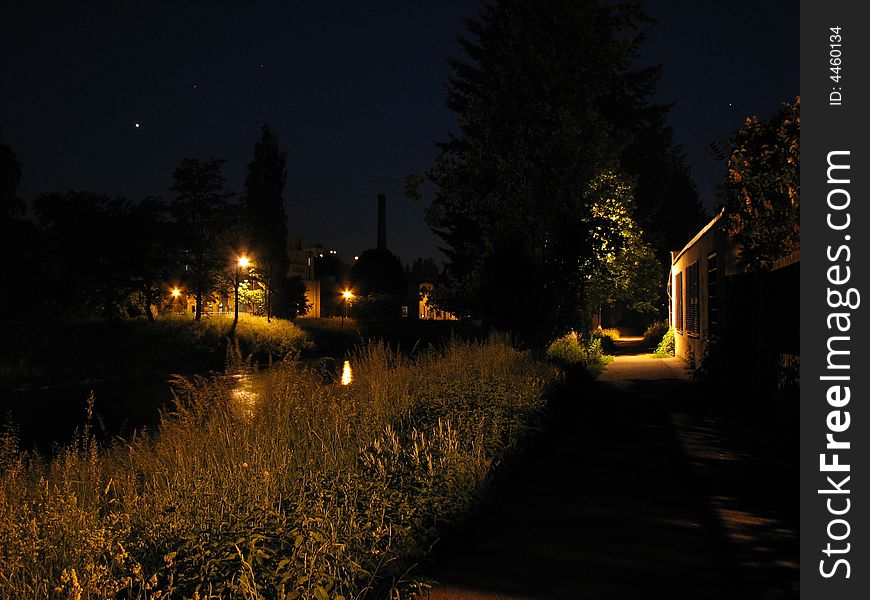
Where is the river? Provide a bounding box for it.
[0,358,354,454]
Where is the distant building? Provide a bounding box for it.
[414,281,457,321]
[287,236,351,318]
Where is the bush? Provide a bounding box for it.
[590,329,617,354]
[546,331,611,378]
[642,321,670,347]
[655,326,675,356]
[598,328,621,340]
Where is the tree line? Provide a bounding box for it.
[0,126,308,323]
[411,0,797,342]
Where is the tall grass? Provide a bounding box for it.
[0,336,552,599]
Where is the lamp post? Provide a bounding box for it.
[341,289,353,325]
[171,287,181,315]
[233,255,251,334]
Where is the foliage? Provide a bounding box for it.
[583,171,665,317]
[0,137,23,218]
[418,0,694,340]
[350,248,406,297]
[642,321,670,347]
[719,97,800,271]
[169,158,238,321]
[0,139,41,319]
[546,331,611,378]
[590,328,617,355]
[34,191,153,318]
[0,338,553,598]
[405,257,440,284]
[286,276,311,320]
[654,326,675,357]
[244,125,293,320]
[238,279,266,316]
[349,293,402,320]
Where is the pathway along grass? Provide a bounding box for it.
[0,337,554,599]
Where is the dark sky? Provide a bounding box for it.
[1,1,798,264]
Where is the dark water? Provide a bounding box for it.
[0,358,353,454]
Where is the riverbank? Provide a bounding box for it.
[0,337,555,598]
[1,315,481,393]
[0,315,309,392]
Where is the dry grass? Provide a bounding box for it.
[0,336,552,599]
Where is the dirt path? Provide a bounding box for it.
[423,353,798,599]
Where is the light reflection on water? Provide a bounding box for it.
[229,372,262,419]
[341,360,353,385]
[229,359,353,417]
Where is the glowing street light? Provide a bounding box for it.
[170,286,182,314]
[341,289,354,324]
[232,254,252,333]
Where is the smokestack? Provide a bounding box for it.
[377,193,387,250]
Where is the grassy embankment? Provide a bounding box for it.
[0,315,310,390]
[0,336,554,599]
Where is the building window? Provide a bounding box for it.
[707,253,718,336]
[675,271,683,333]
[686,261,700,336]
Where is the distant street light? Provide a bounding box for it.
[171,287,182,314]
[341,289,354,324]
[232,255,251,333]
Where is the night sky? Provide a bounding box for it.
[1,1,798,265]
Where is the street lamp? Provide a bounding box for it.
[171,286,181,314]
[232,255,251,334]
[341,289,354,324]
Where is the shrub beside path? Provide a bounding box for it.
[424,350,798,599]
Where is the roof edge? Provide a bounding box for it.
[671,209,725,266]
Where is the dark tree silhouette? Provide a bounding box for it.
[244,125,294,320]
[0,137,23,219]
[719,97,800,270]
[350,248,406,318]
[0,139,39,319]
[169,158,236,321]
[34,192,143,317]
[406,257,440,284]
[420,0,681,340]
[350,248,406,296]
[129,197,175,321]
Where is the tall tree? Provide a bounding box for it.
[422,0,672,340]
[0,137,23,220]
[719,97,800,270]
[34,192,142,318]
[128,197,175,321]
[169,158,236,321]
[0,139,39,320]
[244,125,291,320]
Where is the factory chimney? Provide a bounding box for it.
[377,193,387,250]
